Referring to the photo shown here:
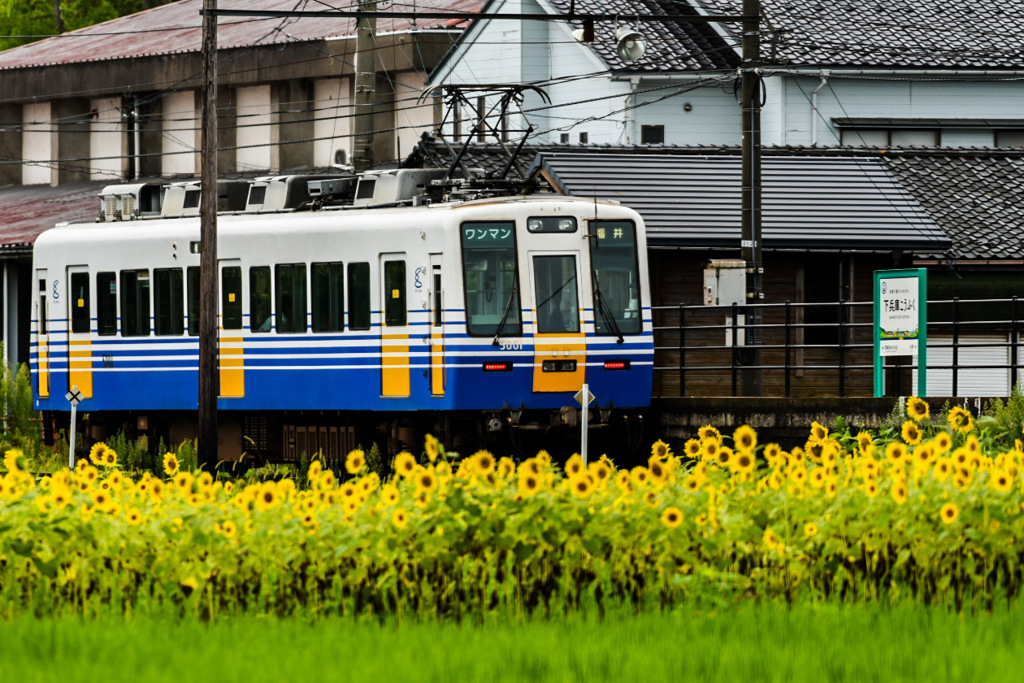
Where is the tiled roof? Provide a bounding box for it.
[545,0,739,72]
[0,182,106,250]
[533,150,948,251]
[696,0,1024,69]
[0,0,483,71]
[882,152,1024,260]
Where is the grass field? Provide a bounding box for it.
[2,601,1022,683]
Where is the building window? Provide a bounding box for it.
[560,133,570,144]
[840,129,939,147]
[578,132,589,144]
[641,125,665,144]
[996,130,1024,147]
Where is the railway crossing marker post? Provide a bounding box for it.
[65,386,82,469]
[575,384,595,465]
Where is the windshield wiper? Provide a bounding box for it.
[593,283,624,344]
[492,281,519,346]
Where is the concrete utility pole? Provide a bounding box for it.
[199,0,219,467]
[740,0,763,396]
[353,0,377,172]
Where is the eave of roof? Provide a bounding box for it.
[0,0,483,72]
[0,182,106,251]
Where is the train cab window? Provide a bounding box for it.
[249,266,272,333]
[460,221,521,336]
[383,260,406,327]
[348,262,371,331]
[222,266,242,330]
[534,256,580,334]
[70,272,90,334]
[120,270,151,337]
[187,267,199,336]
[275,264,307,333]
[588,220,641,335]
[312,262,344,332]
[97,272,117,336]
[154,268,184,336]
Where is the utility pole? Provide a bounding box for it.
[353,0,377,172]
[199,0,219,467]
[740,0,763,396]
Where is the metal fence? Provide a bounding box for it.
[652,297,1023,398]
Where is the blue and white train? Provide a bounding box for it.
[30,171,653,460]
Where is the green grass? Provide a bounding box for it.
[1,601,1022,682]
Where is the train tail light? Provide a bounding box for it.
[483,362,512,372]
[604,360,630,370]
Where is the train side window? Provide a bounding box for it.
[186,267,199,336]
[275,263,307,333]
[97,272,117,336]
[222,266,242,330]
[348,262,371,331]
[312,262,344,332]
[70,272,90,334]
[154,269,184,336]
[120,270,151,337]
[250,266,272,333]
[383,260,406,327]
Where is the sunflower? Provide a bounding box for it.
[220,520,237,538]
[990,469,1014,493]
[683,438,702,459]
[661,506,683,529]
[906,396,930,422]
[864,479,879,498]
[885,441,908,465]
[940,502,959,524]
[415,467,438,493]
[934,431,953,455]
[809,421,829,443]
[254,482,280,511]
[103,448,118,468]
[683,474,702,493]
[345,449,365,475]
[763,527,779,549]
[891,482,908,505]
[163,453,180,477]
[393,451,417,478]
[734,450,756,475]
[733,425,757,452]
[630,466,650,488]
[965,434,981,454]
[701,438,721,462]
[569,474,594,498]
[804,522,819,538]
[424,433,440,463]
[933,458,953,482]
[380,483,399,506]
[498,457,516,480]
[589,460,612,484]
[647,456,668,484]
[947,406,974,434]
[473,450,496,476]
[901,420,922,446]
[89,443,107,466]
[564,453,585,477]
[857,431,875,456]
[715,447,733,471]
[614,470,632,492]
[392,509,409,529]
[308,459,323,481]
[651,439,672,460]
[519,473,541,496]
[697,425,720,441]
[643,490,659,508]
[763,443,782,464]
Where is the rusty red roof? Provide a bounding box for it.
[0,0,484,72]
[0,182,105,250]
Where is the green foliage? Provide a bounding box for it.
[979,383,1024,451]
[0,0,175,51]
[365,441,387,478]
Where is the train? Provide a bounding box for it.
[30,168,653,461]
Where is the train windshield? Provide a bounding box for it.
[460,221,522,337]
[589,220,641,335]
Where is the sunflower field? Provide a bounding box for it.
[1,399,1024,621]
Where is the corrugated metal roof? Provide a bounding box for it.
[0,0,483,72]
[535,152,950,251]
[0,182,105,251]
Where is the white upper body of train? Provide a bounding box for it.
[31,193,654,413]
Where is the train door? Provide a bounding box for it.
[530,252,586,392]
[380,253,410,397]
[219,259,244,398]
[429,254,445,396]
[35,270,49,399]
[66,266,93,398]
